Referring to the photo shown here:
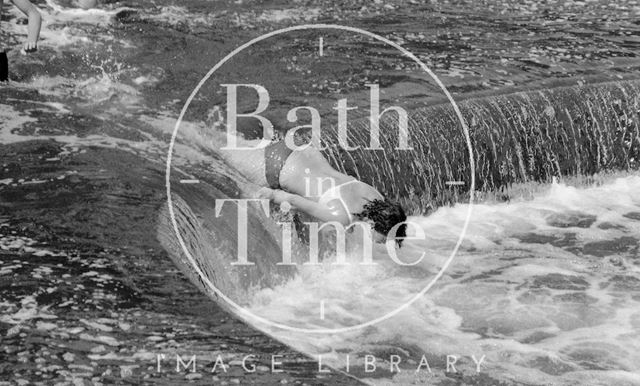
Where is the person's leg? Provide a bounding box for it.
[0,51,8,82]
[218,145,269,187]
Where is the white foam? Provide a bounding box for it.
[144,5,320,29]
[246,174,640,385]
[2,1,134,51]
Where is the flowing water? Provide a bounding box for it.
[246,174,640,385]
[2,0,640,385]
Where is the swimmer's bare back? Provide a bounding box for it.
[261,146,383,225]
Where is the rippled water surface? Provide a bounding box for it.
[1,1,640,385]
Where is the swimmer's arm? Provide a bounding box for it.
[11,0,41,52]
[271,190,344,223]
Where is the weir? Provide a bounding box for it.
[321,79,640,213]
[158,79,640,305]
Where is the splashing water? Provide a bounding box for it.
[245,174,640,385]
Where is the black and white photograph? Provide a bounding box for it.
[1,0,639,385]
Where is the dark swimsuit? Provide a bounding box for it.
[265,141,294,189]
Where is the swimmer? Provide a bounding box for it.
[0,0,42,81]
[222,133,408,246]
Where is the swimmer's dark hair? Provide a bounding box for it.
[356,198,407,247]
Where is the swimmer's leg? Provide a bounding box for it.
[218,145,268,186]
[218,140,294,190]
